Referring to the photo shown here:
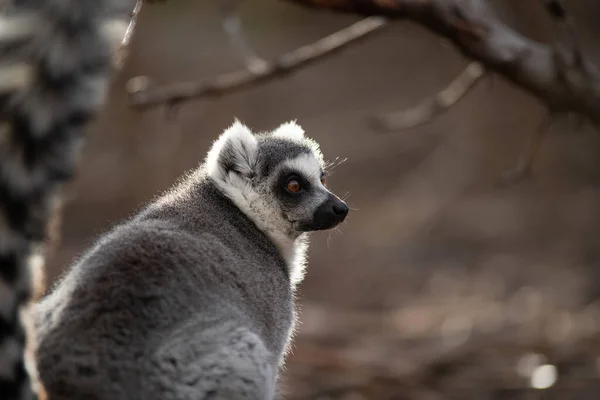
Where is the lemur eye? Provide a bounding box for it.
[286,180,301,193]
[320,176,326,186]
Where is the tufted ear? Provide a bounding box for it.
[205,120,258,181]
[271,120,305,141]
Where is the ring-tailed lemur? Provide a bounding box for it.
[0,1,133,399]
[33,120,349,400]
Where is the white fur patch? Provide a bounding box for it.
[289,235,309,286]
[271,121,305,141]
[280,153,324,185]
[205,120,258,181]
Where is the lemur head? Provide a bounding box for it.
[206,120,348,253]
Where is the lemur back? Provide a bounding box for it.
[35,179,290,400]
[34,121,349,400]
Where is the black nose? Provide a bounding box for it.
[332,201,348,218]
[305,197,349,231]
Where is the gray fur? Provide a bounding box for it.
[34,121,348,400]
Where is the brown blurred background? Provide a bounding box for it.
[46,0,600,398]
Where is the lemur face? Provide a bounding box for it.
[206,120,349,239]
[267,152,348,233]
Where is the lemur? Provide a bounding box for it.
[33,120,349,400]
[0,0,133,399]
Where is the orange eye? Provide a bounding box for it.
[320,176,327,186]
[287,180,301,193]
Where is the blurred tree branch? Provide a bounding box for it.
[128,16,388,109]
[370,61,486,132]
[128,0,597,180]
[284,0,600,127]
[131,0,600,133]
[115,0,144,68]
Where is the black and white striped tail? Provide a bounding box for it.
[0,1,131,399]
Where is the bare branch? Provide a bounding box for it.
[369,61,485,132]
[114,0,144,68]
[220,0,268,72]
[285,0,600,126]
[128,16,388,109]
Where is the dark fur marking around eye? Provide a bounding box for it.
[272,170,313,209]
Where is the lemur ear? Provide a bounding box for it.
[206,120,258,180]
[271,120,305,141]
